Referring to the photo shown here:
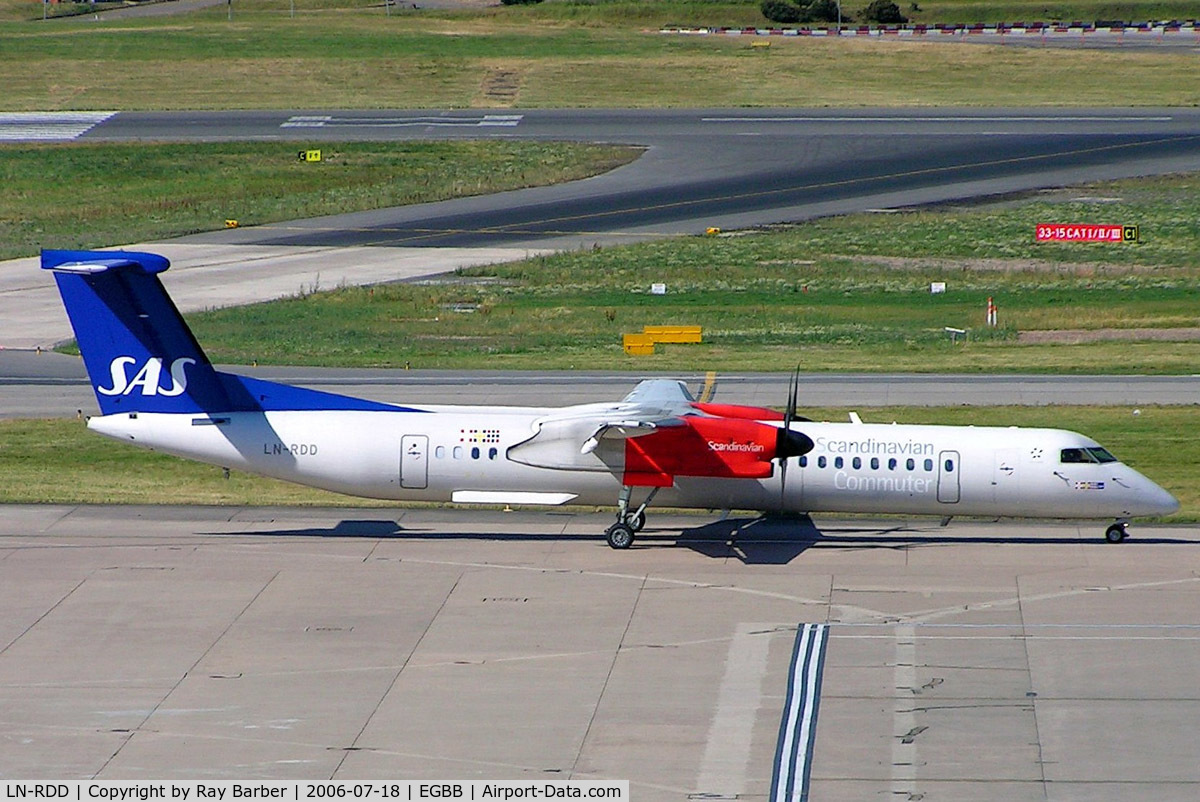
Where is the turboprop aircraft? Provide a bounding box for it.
[45,249,1178,548]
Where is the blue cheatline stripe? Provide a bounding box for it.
[770,623,829,802]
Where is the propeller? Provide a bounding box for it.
[777,366,814,506]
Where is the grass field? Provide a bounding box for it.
[174,172,1200,374]
[0,140,637,261]
[9,0,1199,25]
[0,0,1197,109]
[3,404,1193,521]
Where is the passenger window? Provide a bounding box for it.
[453,446,463,460]
[870,457,879,470]
[906,458,915,471]
[489,447,498,460]
[852,457,862,470]
[944,458,955,472]
[888,458,897,471]
[435,446,446,459]
[471,447,480,460]
[799,456,808,467]
[924,458,933,471]
[834,457,844,469]
[818,456,827,468]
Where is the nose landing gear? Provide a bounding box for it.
[1104,521,1129,543]
[605,485,658,549]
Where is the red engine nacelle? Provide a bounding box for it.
[623,415,811,487]
[690,402,785,421]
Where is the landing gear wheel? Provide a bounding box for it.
[1105,523,1128,543]
[626,511,646,533]
[606,523,635,550]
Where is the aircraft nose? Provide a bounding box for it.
[1148,482,1181,517]
[1129,470,1180,517]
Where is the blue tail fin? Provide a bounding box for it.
[44,249,239,415]
[44,249,416,416]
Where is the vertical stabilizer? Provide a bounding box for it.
[43,249,235,415]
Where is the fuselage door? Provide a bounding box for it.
[401,434,429,490]
[937,450,960,503]
[993,448,1018,502]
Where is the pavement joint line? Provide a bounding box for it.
[891,623,919,798]
[94,569,282,778]
[1018,587,1049,796]
[332,571,463,778]
[0,574,88,658]
[569,573,646,781]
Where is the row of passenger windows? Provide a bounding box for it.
[800,455,953,473]
[434,445,499,461]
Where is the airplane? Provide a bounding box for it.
[44,248,1179,548]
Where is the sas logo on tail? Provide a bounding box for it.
[98,356,195,397]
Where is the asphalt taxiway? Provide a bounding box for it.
[5,350,1200,419]
[2,504,1198,798]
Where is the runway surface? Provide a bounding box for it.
[3,108,1200,348]
[92,108,1200,250]
[4,350,1199,419]
[2,504,1199,798]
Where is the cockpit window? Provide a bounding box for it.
[1060,447,1119,464]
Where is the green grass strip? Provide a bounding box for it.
[0,140,638,261]
[185,173,1200,374]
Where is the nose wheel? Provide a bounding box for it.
[1105,522,1128,543]
[606,485,658,549]
[606,522,635,549]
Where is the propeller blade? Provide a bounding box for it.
[784,365,799,429]
[778,365,806,508]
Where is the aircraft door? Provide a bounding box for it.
[401,434,429,489]
[936,450,960,503]
[992,448,1018,502]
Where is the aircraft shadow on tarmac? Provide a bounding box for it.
[208,515,1200,566]
[666,515,1200,564]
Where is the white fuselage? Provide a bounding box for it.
[88,405,1179,521]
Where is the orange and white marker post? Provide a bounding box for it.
[986,296,998,327]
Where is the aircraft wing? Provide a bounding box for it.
[508,380,696,470]
[508,376,812,482]
[620,378,696,410]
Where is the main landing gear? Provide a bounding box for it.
[1105,520,1129,543]
[605,485,658,549]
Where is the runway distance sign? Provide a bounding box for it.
[1036,224,1139,243]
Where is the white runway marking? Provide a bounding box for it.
[281,114,523,129]
[771,623,829,802]
[0,111,116,141]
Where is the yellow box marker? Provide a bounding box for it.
[623,333,656,355]
[643,325,702,344]
[224,219,239,228]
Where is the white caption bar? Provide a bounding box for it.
[0,784,628,802]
